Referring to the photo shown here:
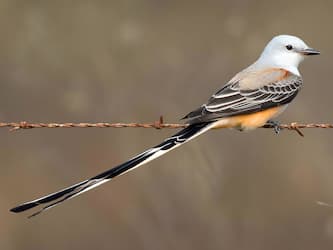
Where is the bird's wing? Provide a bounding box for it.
[183,68,302,123]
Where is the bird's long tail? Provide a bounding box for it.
[10,121,216,218]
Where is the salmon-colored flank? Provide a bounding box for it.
[212,105,287,130]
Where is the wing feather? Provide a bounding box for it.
[184,69,302,123]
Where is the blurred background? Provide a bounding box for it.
[1,1,333,249]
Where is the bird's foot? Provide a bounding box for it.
[265,120,282,134]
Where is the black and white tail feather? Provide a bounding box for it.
[10,121,215,218]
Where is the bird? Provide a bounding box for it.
[10,34,320,218]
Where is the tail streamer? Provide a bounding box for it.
[10,122,215,218]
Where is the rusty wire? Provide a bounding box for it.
[0,116,333,137]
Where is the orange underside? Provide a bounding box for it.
[212,105,286,130]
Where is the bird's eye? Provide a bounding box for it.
[286,45,293,50]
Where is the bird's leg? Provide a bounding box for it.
[265,120,282,134]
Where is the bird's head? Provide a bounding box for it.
[257,35,320,75]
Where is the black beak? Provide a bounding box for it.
[300,48,320,55]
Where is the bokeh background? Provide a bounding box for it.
[1,1,333,249]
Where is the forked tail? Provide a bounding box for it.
[10,121,215,218]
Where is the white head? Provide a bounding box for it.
[256,35,320,75]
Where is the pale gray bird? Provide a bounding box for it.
[11,34,320,217]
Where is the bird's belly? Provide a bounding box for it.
[212,105,288,130]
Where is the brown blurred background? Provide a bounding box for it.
[1,1,333,249]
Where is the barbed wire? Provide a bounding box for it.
[0,116,333,137]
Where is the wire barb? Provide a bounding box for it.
[1,117,333,137]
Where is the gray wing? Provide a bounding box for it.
[183,74,302,123]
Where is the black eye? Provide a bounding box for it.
[286,44,293,50]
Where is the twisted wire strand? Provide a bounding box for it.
[1,117,332,137]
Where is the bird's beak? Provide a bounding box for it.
[299,48,320,56]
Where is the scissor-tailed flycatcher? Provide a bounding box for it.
[11,35,320,217]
